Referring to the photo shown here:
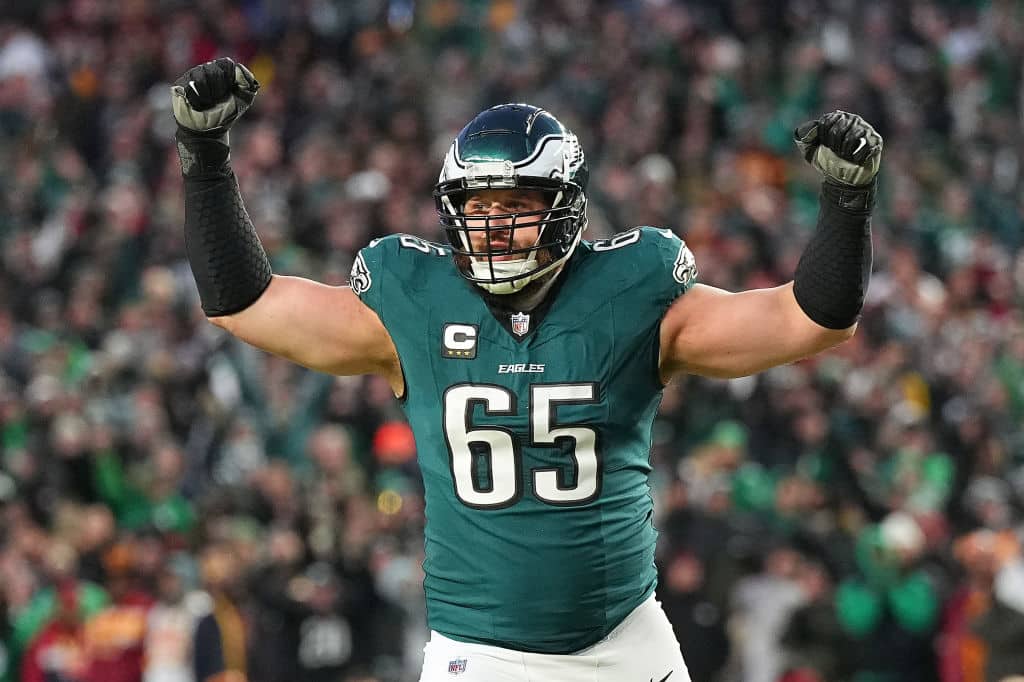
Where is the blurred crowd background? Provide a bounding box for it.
[1,0,1023,681]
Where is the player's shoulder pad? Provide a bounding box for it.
[586,226,698,291]
[349,233,450,299]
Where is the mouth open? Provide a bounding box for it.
[483,238,513,259]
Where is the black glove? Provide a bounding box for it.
[794,111,882,187]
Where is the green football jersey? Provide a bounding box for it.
[351,226,697,654]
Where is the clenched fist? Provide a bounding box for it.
[171,57,259,137]
[794,111,882,187]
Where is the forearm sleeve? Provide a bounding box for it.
[179,131,272,317]
[792,179,874,330]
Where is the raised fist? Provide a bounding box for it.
[794,111,882,187]
[171,57,259,136]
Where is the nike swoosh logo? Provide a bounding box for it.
[188,80,201,98]
[650,672,673,682]
[852,136,867,155]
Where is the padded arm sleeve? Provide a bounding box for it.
[793,179,874,330]
[179,131,272,317]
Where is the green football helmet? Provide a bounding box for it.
[434,104,589,295]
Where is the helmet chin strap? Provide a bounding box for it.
[472,228,582,296]
[469,257,537,293]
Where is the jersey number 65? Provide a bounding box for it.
[443,383,601,509]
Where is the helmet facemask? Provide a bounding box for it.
[435,174,587,295]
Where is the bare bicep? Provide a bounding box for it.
[659,282,852,380]
[210,275,401,382]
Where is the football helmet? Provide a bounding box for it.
[434,104,589,294]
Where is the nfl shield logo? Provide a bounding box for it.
[448,658,467,675]
[510,312,531,336]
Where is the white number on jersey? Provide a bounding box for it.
[592,229,641,251]
[442,383,601,508]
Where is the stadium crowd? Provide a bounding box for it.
[1,0,1023,681]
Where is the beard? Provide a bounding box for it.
[462,249,563,312]
[453,243,554,277]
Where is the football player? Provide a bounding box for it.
[172,58,881,682]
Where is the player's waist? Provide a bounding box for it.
[422,540,657,653]
[427,591,665,653]
[425,576,657,654]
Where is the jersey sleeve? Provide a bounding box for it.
[596,226,700,389]
[348,233,450,330]
[348,236,393,321]
[630,226,698,308]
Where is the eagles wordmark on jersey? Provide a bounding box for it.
[352,227,696,653]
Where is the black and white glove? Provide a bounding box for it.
[171,57,259,137]
[794,111,882,187]
[171,58,259,177]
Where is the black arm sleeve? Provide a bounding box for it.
[792,179,874,330]
[179,131,272,317]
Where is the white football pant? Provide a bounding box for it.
[419,594,690,682]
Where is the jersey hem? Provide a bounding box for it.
[429,582,658,655]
